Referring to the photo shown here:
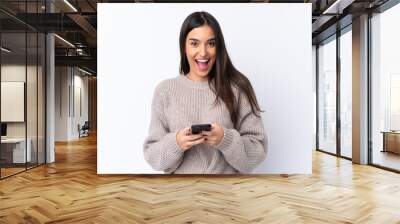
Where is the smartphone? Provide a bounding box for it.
[191,124,211,134]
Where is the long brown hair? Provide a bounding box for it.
[179,11,263,127]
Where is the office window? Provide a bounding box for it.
[318,36,337,154]
[371,3,400,171]
[340,29,352,158]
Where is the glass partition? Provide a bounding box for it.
[317,36,337,155]
[0,1,46,179]
[1,31,28,177]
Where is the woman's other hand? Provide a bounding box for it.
[202,122,224,146]
[176,127,205,151]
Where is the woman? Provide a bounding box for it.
[143,11,266,174]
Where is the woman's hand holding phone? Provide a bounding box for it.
[176,123,224,151]
[202,123,224,146]
[176,127,205,151]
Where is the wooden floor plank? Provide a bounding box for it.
[0,134,400,223]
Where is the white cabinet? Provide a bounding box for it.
[1,138,32,163]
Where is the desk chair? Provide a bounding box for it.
[79,121,90,138]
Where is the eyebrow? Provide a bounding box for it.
[189,38,216,42]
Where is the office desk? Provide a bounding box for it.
[1,138,32,163]
[382,131,400,154]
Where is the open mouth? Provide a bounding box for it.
[195,59,210,72]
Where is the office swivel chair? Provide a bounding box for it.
[79,121,90,138]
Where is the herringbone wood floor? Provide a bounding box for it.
[1,134,400,224]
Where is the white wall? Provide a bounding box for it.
[312,45,317,150]
[72,72,89,138]
[55,67,69,141]
[98,3,313,174]
[55,67,89,141]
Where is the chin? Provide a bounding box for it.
[197,72,210,78]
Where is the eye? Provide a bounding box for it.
[190,41,198,47]
[208,41,216,47]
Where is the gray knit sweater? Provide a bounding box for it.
[143,74,266,174]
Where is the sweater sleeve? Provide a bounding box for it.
[215,93,267,173]
[143,83,184,173]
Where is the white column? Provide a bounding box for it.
[352,14,369,164]
[46,1,55,163]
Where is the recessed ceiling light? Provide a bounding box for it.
[78,67,93,76]
[54,34,75,48]
[322,0,354,15]
[1,47,11,53]
[63,0,78,12]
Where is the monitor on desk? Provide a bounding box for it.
[1,123,7,138]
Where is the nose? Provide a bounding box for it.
[199,44,208,57]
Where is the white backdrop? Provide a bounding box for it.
[98,3,312,174]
